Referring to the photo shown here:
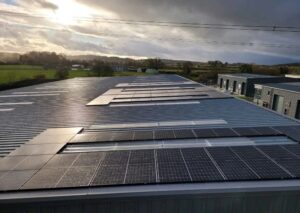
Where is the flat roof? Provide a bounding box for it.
[219,73,279,79]
[263,82,300,93]
[0,74,300,199]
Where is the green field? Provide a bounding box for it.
[0,65,148,86]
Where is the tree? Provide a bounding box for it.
[182,61,193,76]
[240,64,253,73]
[92,61,114,77]
[145,58,164,70]
[55,65,69,79]
[279,66,289,75]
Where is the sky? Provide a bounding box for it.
[0,0,300,64]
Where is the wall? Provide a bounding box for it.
[257,86,300,119]
[2,190,300,213]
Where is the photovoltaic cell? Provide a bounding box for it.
[186,160,224,182]
[281,144,300,158]
[213,128,239,137]
[154,130,175,140]
[156,149,184,163]
[158,162,191,183]
[276,159,300,177]
[231,146,266,160]
[252,127,281,136]
[206,147,239,161]
[232,127,260,136]
[273,126,300,142]
[91,165,126,186]
[133,131,154,141]
[193,129,216,138]
[257,145,297,160]
[216,160,258,180]
[242,159,291,179]
[125,163,156,184]
[173,129,196,139]
[101,151,130,165]
[181,148,211,162]
[56,166,97,188]
[129,150,155,164]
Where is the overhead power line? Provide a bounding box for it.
[2,20,300,50]
[1,10,300,33]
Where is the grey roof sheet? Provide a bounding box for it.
[263,82,300,93]
[219,73,279,79]
[0,74,298,157]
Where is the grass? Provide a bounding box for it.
[0,65,148,86]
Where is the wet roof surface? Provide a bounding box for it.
[0,74,300,193]
[263,82,300,93]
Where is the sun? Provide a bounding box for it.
[46,0,93,25]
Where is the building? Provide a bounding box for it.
[254,82,300,119]
[1,74,300,212]
[218,73,295,97]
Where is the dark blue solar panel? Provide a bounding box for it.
[257,145,297,160]
[206,147,239,161]
[216,160,258,180]
[133,131,154,141]
[154,130,175,140]
[158,162,191,183]
[129,150,155,164]
[91,165,126,186]
[125,163,156,184]
[173,129,196,139]
[181,148,211,162]
[186,160,224,182]
[213,128,239,137]
[156,149,183,163]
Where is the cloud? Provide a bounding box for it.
[0,0,300,64]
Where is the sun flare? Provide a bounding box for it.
[46,0,93,25]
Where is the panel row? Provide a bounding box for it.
[70,126,287,144]
[8,144,300,191]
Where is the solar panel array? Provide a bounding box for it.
[69,126,298,144]
[2,144,300,191]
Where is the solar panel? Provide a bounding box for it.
[44,154,78,168]
[125,163,156,184]
[273,126,300,142]
[111,131,134,142]
[231,146,266,160]
[213,128,239,137]
[101,151,130,165]
[232,127,260,136]
[173,129,196,139]
[91,165,127,186]
[276,159,300,177]
[252,127,281,136]
[22,168,66,189]
[206,147,239,161]
[69,134,91,143]
[156,149,184,163]
[257,145,297,160]
[216,160,258,180]
[129,150,155,164]
[193,129,216,138]
[242,159,291,179]
[185,160,224,182]
[72,152,105,167]
[154,130,175,140]
[158,162,191,183]
[133,131,154,141]
[56,166,97,188]
[281,144,300,157]
[181,148,211,162]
